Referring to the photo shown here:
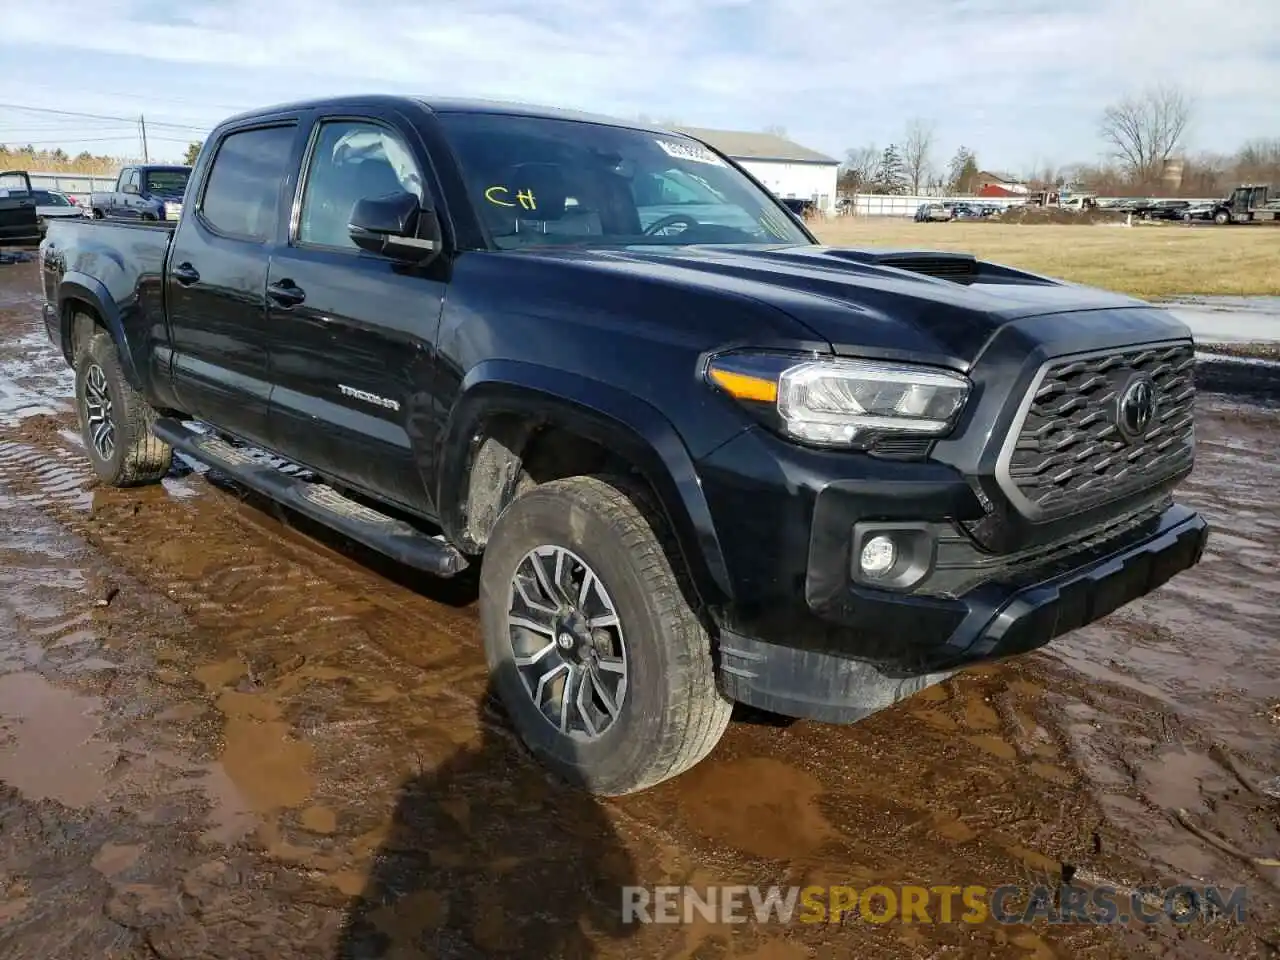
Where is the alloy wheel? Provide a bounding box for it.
[506,545,628,740]
[82,363,116,461]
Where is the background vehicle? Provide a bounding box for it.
[0,170,41,247]
[90,164,191,221]
[779,197,816,218]
[1145,200,1191,221]
[1205,184,1280,224]
[1180,201,1219,222]
[38,95,1209,795]
[914,202,950,221]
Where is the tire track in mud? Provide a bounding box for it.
[0,439,95,511]
[0,495,351,959]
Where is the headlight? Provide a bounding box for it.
[705,352,970,449]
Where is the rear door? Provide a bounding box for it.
[0,171,40,245]
[264,111,446,515]
[166,120,304,445]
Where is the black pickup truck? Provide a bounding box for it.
[39,95,1209,794]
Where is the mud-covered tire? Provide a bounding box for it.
[74,331,172,486]
[479,474,732,796]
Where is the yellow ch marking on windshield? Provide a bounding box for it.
[485,186,537,210]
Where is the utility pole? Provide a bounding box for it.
[139,114,150,162]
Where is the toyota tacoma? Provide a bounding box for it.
[39,96,1208,794]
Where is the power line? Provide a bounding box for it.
[18,80,251,114]
[0,102,210,133]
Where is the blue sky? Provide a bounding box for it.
[2,0,1276,172]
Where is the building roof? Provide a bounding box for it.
[976,170,1024,185]
[674,126,840,165]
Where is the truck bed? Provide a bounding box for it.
[39,217,174,362]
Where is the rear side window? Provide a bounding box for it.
[200,125,296,241]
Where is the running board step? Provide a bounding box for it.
[152,418,469,578]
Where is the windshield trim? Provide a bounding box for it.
[433,111,819,253]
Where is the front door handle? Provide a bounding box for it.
[172,262,200,286]
[267,279,306,308]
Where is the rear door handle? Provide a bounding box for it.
[172,262,200,285]
[267,279,306,308]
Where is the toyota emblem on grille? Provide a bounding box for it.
[1117,374,1157,442]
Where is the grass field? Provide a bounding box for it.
[808,219,1280,299]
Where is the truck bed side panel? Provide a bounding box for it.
[43,219,175,402]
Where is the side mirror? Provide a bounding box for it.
[348,191,441,263]
[123,182,139,195]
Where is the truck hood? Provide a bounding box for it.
[528,244,1188,369]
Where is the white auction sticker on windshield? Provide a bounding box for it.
[655,138,726,166]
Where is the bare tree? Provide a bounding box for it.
[1099,84,1193,187]
[901,118,936,195]
[839,144,879,193]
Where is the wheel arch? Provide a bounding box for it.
[57,272,145,390]
[438,360,734,609]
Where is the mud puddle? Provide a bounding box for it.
[1,259,1279,958]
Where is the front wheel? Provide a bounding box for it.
[1214,210,1230,225]
[479,474,732,796]
[75,331,172,486]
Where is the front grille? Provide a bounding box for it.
[1001,341,1195,520]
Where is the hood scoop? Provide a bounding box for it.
[862,250,979,284]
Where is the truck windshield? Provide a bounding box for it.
[435,113,812,250]
[145,170,190,198]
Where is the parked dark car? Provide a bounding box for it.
[90,164,191,222]
[1180,202,1219,222]
[39,95,1209,794]
[779,197,816,218]
[1146,200,1191,221]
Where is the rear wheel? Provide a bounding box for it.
[74,331,172,486]
[479,474,732,796]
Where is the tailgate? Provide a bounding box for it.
[0,170,41,245]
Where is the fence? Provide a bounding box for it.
[25,172,119,207]
[842,193,1228,219]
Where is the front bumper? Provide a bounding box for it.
[716,504,1207,722]
[695,426,1209,722]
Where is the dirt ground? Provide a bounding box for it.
[809,219,1280,299]
[0,259,1278,959]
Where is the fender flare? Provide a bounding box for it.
[438,359,734,606]
[57,271,145,390]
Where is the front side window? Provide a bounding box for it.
[145,170,190,198]
[436,113,811,250]
[297,120,424,250]
[200,125,296,241]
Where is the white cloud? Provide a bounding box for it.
[3,0,1277,167]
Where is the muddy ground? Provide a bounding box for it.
[0,259,1277,959]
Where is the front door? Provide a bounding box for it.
[0,171,40,246]
[265,115,445,516]
[166,122,301,445]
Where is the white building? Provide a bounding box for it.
[676,126,840,214]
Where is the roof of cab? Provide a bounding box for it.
[216,94,674,135]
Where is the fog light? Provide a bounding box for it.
[859,535,897,577]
